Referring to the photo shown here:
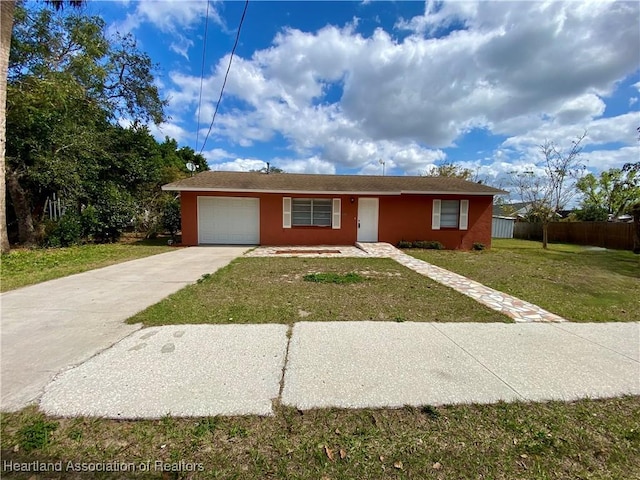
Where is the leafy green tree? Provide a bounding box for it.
[5,5,166,245]
[624,134,640,252]
[161,196,181,241]
[574,205,609,222]
[1,0,85,254]
[576,168,640,219]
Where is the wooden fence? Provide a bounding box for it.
[513,221,635,250]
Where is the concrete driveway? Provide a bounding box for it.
[0,246,248,412]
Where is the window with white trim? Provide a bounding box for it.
[432,199,469,230]
[292,198,332,226]
[440,200,460,228]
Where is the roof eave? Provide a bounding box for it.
[162,186,503,196]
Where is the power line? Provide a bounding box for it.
[199,0,249,155]
[194,0,211,152]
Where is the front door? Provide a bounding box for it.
[357,198,379,242]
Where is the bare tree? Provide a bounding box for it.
[424,162,477,181]
[511,131,587,249]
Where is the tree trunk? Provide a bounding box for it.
[542,222,549,249]
[6,167,36,246]
[0,1,16,253]
[632,204,640,254]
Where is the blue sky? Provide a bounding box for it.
[84,0,639,187]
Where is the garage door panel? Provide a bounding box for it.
[198,197,259,245]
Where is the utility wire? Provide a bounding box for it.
[194,0,211,152]
[199,0,249,155]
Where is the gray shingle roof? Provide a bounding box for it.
[163,171,506,195]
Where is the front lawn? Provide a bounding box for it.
[128,257,509,326]
[0,237,176,292]
[1,397,638,479]
[407,239,640,322]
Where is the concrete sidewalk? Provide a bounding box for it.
[39,321,639,418]
[1,246,248,412]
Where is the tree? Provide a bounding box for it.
[1,0,85,254]
[626,127,640,253]
[576,168,640,219]
[250,163,285,174]
[0,1,16,253]
[423,162,477,181]
[5,5,166,245]
[511,132,587,249]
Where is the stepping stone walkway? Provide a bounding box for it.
[356,242,566,323]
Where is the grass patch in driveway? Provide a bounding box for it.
[1,396,638,479]
[128,257,508,326]
[1,237,176,292]
[407,239,640,322]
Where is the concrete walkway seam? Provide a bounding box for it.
[430,323,525,400]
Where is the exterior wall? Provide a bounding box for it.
[377,194,493,250]
[260,193,357,245]
[180,191,357,246]
[179,191,494,249]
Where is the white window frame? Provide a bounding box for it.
[432,199,469,231]
[432,199,441,230]
[459,199,469,230]
[288,198,334,227]
[332,198,341,229]
[283,197,292,228]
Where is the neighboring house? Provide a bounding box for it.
[492,202,531,219]
[162,171,506,250]
[493,202,564,221]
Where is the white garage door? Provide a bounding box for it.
[198,197,260,245]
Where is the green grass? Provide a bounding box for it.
[128,257,509,326]
[407,239,640,322]
[1,397,638,479]
[303,272,365,284]
[0,237,176,292]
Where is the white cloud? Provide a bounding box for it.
[630,97,638,106]
[553,94,606,125]
[169,35,194,61]
[580,146,640,172]
[148,122,191,144]
[108,0,225,58]
[279,157,336,174]
[159,0,639,178]
[136,0,222,33]
[209,158,266,172]
[201,148,234,162]
[206,156,336,175]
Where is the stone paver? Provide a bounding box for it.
[245,245,370,258]
[357,242,566,322]
[40,325,289,418]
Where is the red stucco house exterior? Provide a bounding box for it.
[162,171,505,250]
